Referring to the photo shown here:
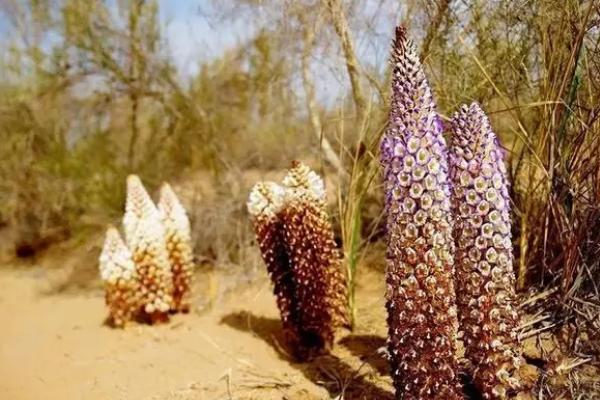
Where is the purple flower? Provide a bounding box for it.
[380,26,463,400]
[449,103,522,399]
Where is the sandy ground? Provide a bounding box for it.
[0,169,396,400]
[0,220,587,400]
[0,263,396,400]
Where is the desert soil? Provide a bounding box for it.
[0,259,396,400]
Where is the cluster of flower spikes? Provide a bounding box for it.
[158,183,195,313]
[379,26,463,400]
[449,103,522,399]
[247,162,348,360]
[99,226,139,327]
[123,175,174,323]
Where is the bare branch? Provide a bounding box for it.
[325,0,367,121]
[300,12,344,173]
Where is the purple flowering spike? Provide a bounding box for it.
[380,27,463,400]
[449,103,522,399]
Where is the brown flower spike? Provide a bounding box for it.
[158,183,194,313]
[247,182,304,353]
[282,162,349,330]
[99,226,139,327]
[449,103,522,399]
[248,163,348,360]
[123,175,173,323]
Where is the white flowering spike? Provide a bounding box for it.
[158,183,194,313]
[282,160,326,202]
[123,175,160,245]
[247,181,287,220]
[99,226,139,327]
[123,175,173,323]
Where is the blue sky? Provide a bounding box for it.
[156,0,404,103]
[159,1,256,77]
[0,1,255,78]
[0,0,404,104]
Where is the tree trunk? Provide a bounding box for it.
[301,14,344,173]
[325,0,367,122]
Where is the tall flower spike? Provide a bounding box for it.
[449,103,522,399]
[280,184,349,359]
[282,161,349,330]
[158,183,195,313]
[248,167,348,361]
[123,175,173,323]
[247,182,304,354]
[380,27,463,399]
[99,226,139,327]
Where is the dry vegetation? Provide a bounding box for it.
[0,0,599,399]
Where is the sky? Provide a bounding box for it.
[0,0,403,105]
[159,0,354,104]
[0,1,255,78]
[159,0,402,104]
[159,1,256,78]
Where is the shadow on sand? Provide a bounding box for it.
[339,334,485,400]
[339,334,389,376]
[222,311,493,400]
[221,311,394,400]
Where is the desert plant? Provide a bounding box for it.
[99,226,139,328]
[449,103,522,399]
[247,181,304,352]
[123,175,173,323]
[282,162,349,331]
[336,113,384,328]
[380,27,462,399]
[158,183,195,313]
[248,162,348,360]
[281,160,326,198]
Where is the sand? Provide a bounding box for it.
[0,238,582,399]
[0,264,395,400]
